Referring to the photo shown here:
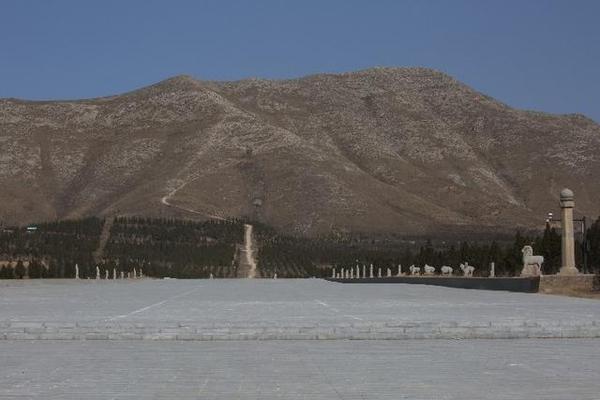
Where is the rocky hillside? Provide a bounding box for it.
[1,67,599,236]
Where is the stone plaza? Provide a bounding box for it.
[1,279,599,340]
[1,279,600,398]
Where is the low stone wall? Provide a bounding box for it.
[539,274,598,295]
[327,276,540,293]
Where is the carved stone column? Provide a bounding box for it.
[559,188,579,275]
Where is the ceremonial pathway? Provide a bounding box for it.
[0,279,599,340]
[1,339,599,399]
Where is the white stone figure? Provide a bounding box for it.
[397,264,402,276]
[409,265,420,276]
[356,265,360,279]
[75,264,79,279]
[424,264,435,275]
[460,263,475,277]
[96,266,100,280]
[369,264,374,278]
[332,268,336,278]
[120,271,124,279]
[441,266,453,276]
[210,273,214,279]
[386,268,391,277]
[112,268,116,280]
[362,265,366,278]
[105,270,109,280]
[489,262,495,278]
[377,268,382,278]
[521,246,544,276]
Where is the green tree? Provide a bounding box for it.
[14,260,26,279]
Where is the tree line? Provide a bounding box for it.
[1,215,599,279]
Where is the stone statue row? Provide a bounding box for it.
[332,262,478,279]
[74,264,144,280]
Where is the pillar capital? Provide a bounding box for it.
[560,188,574,208]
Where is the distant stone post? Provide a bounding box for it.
[113,268,116,280]
[369,264,374,278]
[377,268,382,278]
[386,268,391,277]
[490,262,495,278]
[350,269,354,279]
[120,271,124,279]
[332,268,336,278]
[75,264,79,279]
[356,265,360,279]
[559,189,579,275]
[96,266,100,280]
[105,270,108,280]
[362,265,366,278]
[397,264,402,276]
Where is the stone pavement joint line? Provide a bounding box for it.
[1,320,600,340]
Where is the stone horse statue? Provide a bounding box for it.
[440,266,453,276]
[521,245,544,276]
[459,263,475,277]
[409,265,421,276]
[423,264,436,275]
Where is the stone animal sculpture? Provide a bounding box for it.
[521,245,544,276]
[424,264,435,275]
[409,265,421,275]
[441,266,453,276]
[459,263,475,277]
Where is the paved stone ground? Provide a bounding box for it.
[1,279,599,340]
[1,339,599,399]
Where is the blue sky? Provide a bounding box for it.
[1,0,599,122]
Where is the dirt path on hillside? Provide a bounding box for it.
[93,216,115,264]
[244,224,257,278]
[160,181,226,221]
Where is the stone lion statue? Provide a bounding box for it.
[521,245,544,276]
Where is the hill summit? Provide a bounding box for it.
[1,67,599,235]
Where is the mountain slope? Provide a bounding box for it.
[1,67,599,235]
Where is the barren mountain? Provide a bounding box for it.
[1,67,599,236]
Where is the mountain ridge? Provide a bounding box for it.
[1,67,599,236]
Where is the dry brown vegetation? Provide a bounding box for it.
[1,68,599,236]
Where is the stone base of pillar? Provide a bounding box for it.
[558,266,579,276]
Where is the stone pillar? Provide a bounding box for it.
[397,264,402,276]
[559,188,579,275]
[377,268,382,278]
[386,268,391,277]
[490,262,495,278]
[369,264,374,278]
[362,265,366,278]
[332,268,336,278]
[356,265,360,279]
[75,264,79,279]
